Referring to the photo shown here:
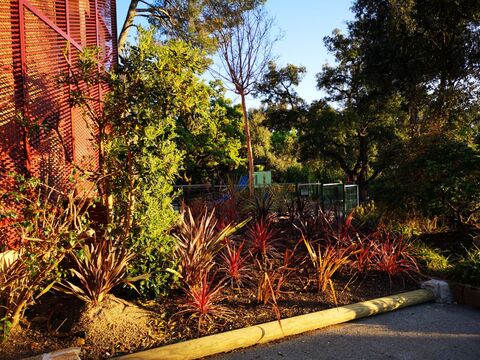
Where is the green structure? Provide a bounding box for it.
[254,171,272,187]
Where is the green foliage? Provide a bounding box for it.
[373,135,480,225]
[149,0,265,52]
[450,247,480,286]
[106,29,212,296]
[178,82,245,183]
[413,242,451,274]
[249,109,335,183]
[255,61,307,131]
[0,176,89,340]
[351,0,480,131]
[302,28,406,200]
[352,201,383,232]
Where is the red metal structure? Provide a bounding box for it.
[0,0,117,246]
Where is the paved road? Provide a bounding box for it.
[213,303,480,360]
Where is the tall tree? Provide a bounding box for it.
[118,0,264,52]
[255,61,307,131]
[301,29,404,201]
[350,0,480,133]
[176,82,245,183]
[213,6,279,194]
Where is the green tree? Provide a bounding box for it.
[118,0,264,52]
[301,30,403,201]
[177,82,245,183]
[255,61,307,131]
[373,135,480,226]
[106,29,213,296]
[350,0,480,133]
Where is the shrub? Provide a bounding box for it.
[413,242,451,274]
[254,248,297,329]
[57,238,146,306]
[173,207,247,287]
[373,135,480,226]
[0,178,89,340]
[302,236,352,304]
[352,201,383,232]
[176,272,232,333]
[371,230,419,283]
[450,247,480,286]
[218,240,251,287]
[350,239,375,274]
[247,188,275,222]
[247,218,278,258]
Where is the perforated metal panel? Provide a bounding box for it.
[0,0,117,248]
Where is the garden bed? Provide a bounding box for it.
[0,272,417,360]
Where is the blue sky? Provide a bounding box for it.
[116,1,355,105]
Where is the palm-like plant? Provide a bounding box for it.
[218,240,251,287]
[247,218,278,258]
[173,207,248,286]
[176,272,233,333]
[302,235,353,304]
[57,238,145,306]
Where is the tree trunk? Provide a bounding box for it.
[357,132,369,202]
[118,0,140,53]
[240,93,254,196]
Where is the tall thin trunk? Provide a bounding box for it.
[240,93,254,196]
[118,0,140,53]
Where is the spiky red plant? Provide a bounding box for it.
[372,231,420,283]
[219,240,251,287]
[247,218,277,258]
[176,272,232,333]
[350,238,376,274]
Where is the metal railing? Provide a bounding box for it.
[174,182,359,213]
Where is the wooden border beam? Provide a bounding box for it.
[114,289,435,360]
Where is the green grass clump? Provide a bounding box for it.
[450,247,480,286]
[413,242,451,274]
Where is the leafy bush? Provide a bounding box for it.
[373,135,480,226]
[57,238,146,305]
[352,201,383,232]
[105,30,219,297]
[173,207,247,287]
[450,247,480,286]
[176,272,233,333]
[0,178,88,340]
[413,242,451,274]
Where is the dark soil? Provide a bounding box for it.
[0,271,418,360]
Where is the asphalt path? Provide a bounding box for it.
[213,303,480,360]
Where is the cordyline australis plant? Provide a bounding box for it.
[371,229,420,284]
[255,248,297,332]
[173,206,249,287]
[55,237,147,306]
[176,272,234,333]
[247,218,278,258]
[302,234,354,305]
[219,239,251,287]
[0,176,91,341]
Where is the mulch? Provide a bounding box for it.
[0,271,418,360]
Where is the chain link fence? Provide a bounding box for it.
[174,182,359,214]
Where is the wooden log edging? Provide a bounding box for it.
[114,289,435,360]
